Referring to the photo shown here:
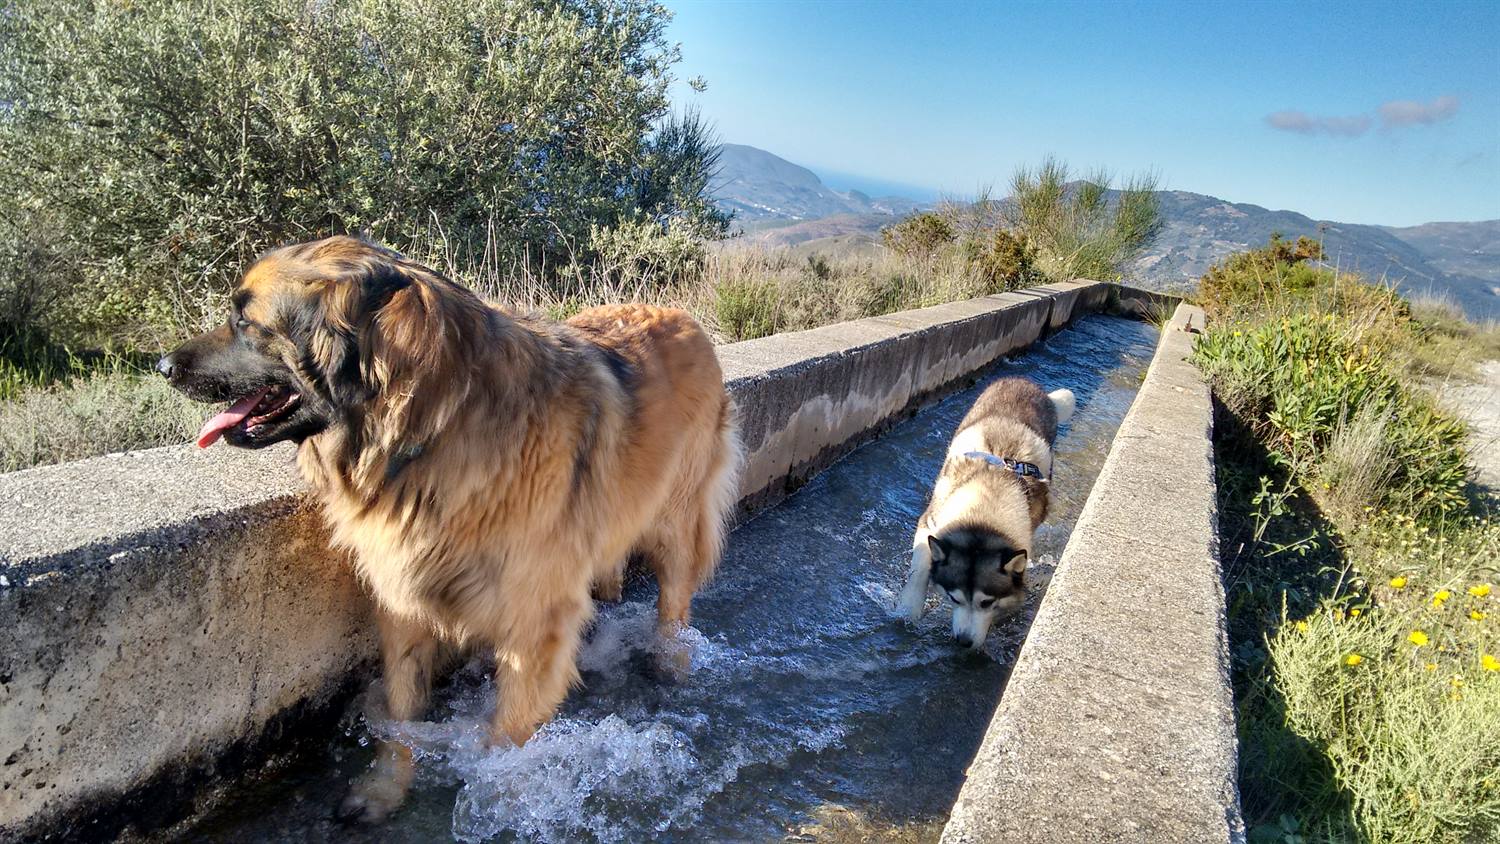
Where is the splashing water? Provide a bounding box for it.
[175,316,1159,844]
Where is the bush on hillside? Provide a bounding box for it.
[1193,314,1468,518]
[881,213,955,260]
[0,0,728,346]
[1004,157,1161,282]
[967,228,1042,292]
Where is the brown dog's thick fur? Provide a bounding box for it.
[200,237,740,820]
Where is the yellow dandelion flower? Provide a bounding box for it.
[1350,608,1362,618]
[1344,654,1363,666]
[1409,630,1430,647]
[1469,584,1492,598]
[1389,576,1407,589]
[1450,675,1464,688]
[1472,610,1488,622]
[1295,620,1309,633]
[1425,662,1438,671]
[1482,654,1500,672]
[1433,590,1452,607]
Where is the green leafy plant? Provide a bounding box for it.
[0,0,727,346]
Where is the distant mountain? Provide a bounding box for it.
[711,144,926,224]
[709,144,1500,319]
[1132,193,1499,318]
[1379,221,1500,287]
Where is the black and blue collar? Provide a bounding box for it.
[961,450,1049,482]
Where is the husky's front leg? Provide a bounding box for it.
[897,537,933,621]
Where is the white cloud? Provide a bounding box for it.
[1264,109,1371,137]
[1265,95,1459,138]
[1378,95,1460,128]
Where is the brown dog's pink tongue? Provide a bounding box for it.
[196,389,269,448]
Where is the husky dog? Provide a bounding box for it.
[897,377,1075,648]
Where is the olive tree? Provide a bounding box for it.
[0,0,727,345]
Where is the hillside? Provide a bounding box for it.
[1380,221,1500,285]
[710,144,1500,319]
[1130,192,1500,318]
[712,144,924,223]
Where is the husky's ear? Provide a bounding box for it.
[927,534,949,563]
[1003,551,1028,579]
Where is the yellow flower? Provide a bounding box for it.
[1425,662,1438,671]
[1389,576,1407,589]
[1295,620,1309,633]
[1472,610,1488,622]
[1409,630,1430,647]
[1450,675,1464,688]
[1344,654,1363,666]
[1350,608,1362,618]
[1433,590,1452,607]
[1469,584,1492,598]
[1483,654,1500,672]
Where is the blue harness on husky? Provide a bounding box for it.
[962,450,1050,482]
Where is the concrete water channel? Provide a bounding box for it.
[167,316,1161,843]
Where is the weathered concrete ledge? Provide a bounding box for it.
[941,303,1243,844]
[0,280,1138,840]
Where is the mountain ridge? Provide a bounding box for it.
[709,144,1500,319]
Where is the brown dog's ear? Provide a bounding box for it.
[291,260,414,411]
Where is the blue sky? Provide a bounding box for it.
[667,0,1500,226]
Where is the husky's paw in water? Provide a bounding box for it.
[897,377,1075,649]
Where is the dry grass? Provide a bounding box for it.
[0,363,202,473]
[0,242,1033,472]
[1400,291,1500,381]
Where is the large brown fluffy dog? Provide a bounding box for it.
[159,236,741,821]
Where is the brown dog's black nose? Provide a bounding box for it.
[156,353,178,381]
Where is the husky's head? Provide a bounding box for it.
[927,528,1027,649]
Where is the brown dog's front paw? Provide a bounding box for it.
[335,762,411,825]
[591,570,626,603]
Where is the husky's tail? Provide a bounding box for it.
[1049,388,1076,424]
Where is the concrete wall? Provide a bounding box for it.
[941,303,1243,844]
[0,281,1126,840]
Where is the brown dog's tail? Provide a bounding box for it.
[693,395,744,584]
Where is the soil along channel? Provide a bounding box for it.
[172,315,1161,843]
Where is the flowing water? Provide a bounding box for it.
[174,315,1159,843]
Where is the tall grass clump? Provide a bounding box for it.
[1194,235,1498,843]
[1003,157,1161,282]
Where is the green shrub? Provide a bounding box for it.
[714,279,781,342]
[1196,234,1414,330]
[1264,517,1500,844]
[881,213,955,260]
[1193,314,1469,518]
[852,271,917,317]
[0,0,726,346]
[968,228,1042,292]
